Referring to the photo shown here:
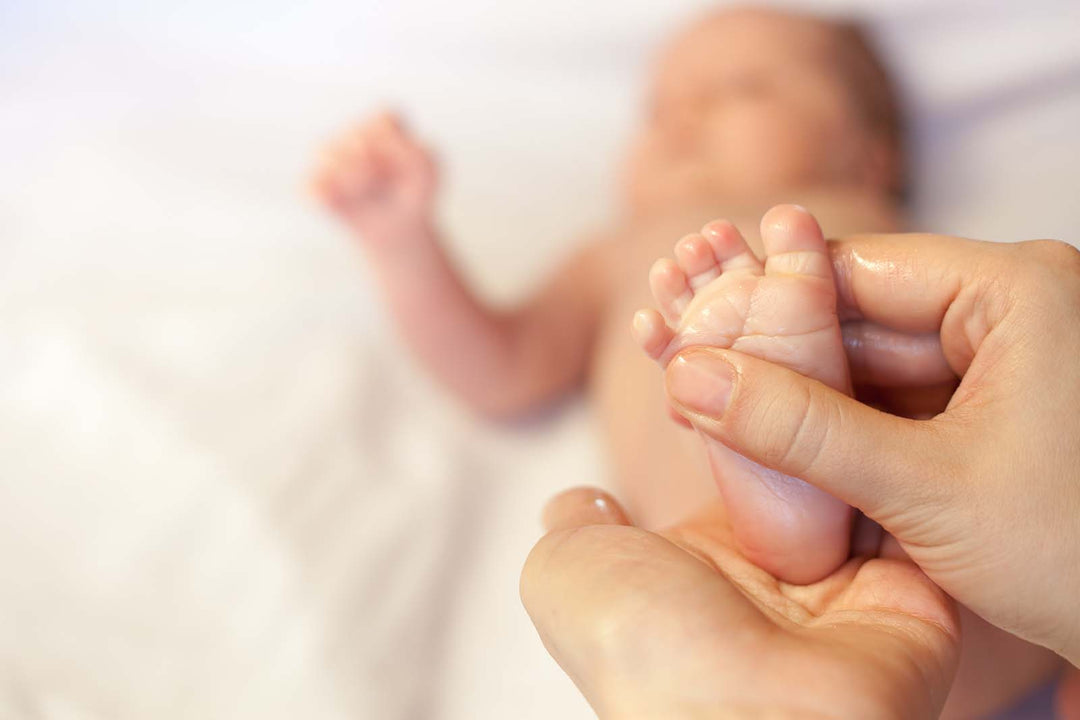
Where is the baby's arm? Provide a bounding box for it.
[312,113,608,418]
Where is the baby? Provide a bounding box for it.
[313,7,900,581]
[314,7,1060,715]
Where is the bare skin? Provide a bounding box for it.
[632,206,853,584]
[311,111,606,419]
[311,7,1061,716]
[312,9,898,538]
[523,487,961,720]
[630,206,1064,716]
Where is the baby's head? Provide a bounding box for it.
[624,7,904,214]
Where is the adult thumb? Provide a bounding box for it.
[665,347,962,525]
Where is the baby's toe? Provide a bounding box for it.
[701,220,762,273]
[648,258,693,323]
[674,233,721,290]
[632,309,674,361]
[760,205,833,280]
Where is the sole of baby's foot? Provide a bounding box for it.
[632,205,853,585]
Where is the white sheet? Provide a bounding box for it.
[1,0,1078,717]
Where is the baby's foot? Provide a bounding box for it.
[633,205,853,584]
[312,111,437,245]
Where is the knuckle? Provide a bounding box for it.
[1015,239,1080,306]
[1024,238,1080,264]
[1016,239,1080,280]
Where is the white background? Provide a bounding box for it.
[1,0,1078,717]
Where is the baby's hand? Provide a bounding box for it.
[312,111,437,244]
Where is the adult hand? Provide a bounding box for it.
[521,487,959,719]
[662,233,1080,664]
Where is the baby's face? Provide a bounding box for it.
[624,9,879,213]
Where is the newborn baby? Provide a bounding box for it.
[313,7,901,581]
[314,8,1060,715]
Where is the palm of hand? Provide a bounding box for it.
[526,502,959,719]
[860,248,1080,657]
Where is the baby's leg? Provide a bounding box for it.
[633,205,852,584]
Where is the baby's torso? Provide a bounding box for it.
[587,194,898,528]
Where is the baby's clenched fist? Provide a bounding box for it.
[312,111,437,243]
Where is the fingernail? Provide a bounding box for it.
[666,352,734,417]
[541,488,630,531]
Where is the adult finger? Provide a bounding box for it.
[830,233,1000,333]
[842,321,953,387]
[541,487,631,532]
[665,348,964,525]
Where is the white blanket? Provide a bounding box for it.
[1,0,1078,717]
